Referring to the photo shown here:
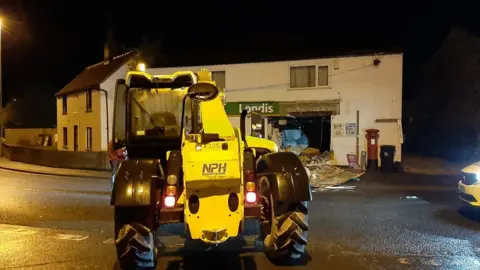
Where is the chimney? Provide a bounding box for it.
[104,14,114,63]
[104,42,110,63]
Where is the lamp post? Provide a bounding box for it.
[0,18,3,138]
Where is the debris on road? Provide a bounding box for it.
[325,186,356,190]
[293,147,364,191]
[279,128,364,191]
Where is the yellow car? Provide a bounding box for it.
[458,162,480,207]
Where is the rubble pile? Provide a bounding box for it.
[280,130,363,191]
[295,148,347,188]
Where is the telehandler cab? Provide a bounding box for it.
[110,69,312,269]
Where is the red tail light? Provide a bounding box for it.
[244,170,255,182]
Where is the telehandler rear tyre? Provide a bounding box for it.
[263,196,309,263]
[114,207,157,270]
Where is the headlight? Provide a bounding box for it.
[475,172,480,181]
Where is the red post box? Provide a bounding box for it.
[365,129,380,171]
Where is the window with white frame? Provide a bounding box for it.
[318,66,329,86]
[86,90,92,111]
[86,127,92,150]
[63,127,68,147]
[212,71,226,91]
[62,96,68,114]
[290,65,330,89]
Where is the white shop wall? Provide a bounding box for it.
[148,53,403,165]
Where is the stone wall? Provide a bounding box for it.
[1,143,109,170]
[4,128,57,148]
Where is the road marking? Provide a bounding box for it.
[103,238,115,244]
[0,224,38,235]
[425,259,441,266]
[8,228,37,235]
[0,227,37,235]
[55,233,89,241]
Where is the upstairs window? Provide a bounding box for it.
[318,66,329,86]
[212,71,226,91]
[62,96,67,114]
[86,90,92,112]
[290,65,330,89]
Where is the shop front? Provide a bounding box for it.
[225,100,341,153]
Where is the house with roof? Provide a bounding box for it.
[55,51,135,152]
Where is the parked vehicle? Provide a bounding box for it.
[458,162,480,207]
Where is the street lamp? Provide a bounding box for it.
[0,18,3,138]
[136,62,146,72]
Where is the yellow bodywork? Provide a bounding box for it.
[126,69,278,244]
[246,136,279,153]
[180,69,246,244]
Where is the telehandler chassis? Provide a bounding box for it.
[110,70,312,269]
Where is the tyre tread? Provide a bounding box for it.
[269,203,309,261]
[115,208,156,270]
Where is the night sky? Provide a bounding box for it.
[0,0,477,127]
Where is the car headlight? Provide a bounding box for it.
[476,172,480,181]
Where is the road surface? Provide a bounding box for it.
[0,169,480,269]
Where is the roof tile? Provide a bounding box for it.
[55,52,135,96]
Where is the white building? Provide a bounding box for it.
[149,53,403,166]
[55,52,135,152]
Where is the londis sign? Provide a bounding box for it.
[224,102,280,115]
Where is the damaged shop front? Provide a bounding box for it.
[225,100,340,153]
[226,100,364,190]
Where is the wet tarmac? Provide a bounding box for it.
[0,169,479,269]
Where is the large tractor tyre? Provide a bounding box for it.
[262,195,309,264]
[114,207,158,270]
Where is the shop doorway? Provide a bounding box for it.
[277,116,331,152]
[266,114,331,152]
[295,116,331,152]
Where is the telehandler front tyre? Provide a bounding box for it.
[263,196,309,264]
[114,207,157,270]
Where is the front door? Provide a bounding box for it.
[73,125,78,151]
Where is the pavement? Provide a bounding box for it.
[1,166,480,269]
[0,153,465,184]
[0,157,110,179]
[402,154,469,176]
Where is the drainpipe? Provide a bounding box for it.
[99,89,110,154]
[356,110,359,163]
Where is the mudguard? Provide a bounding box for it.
[110,159,162,206]
[256,151,312,203]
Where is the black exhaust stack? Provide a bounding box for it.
[240,109,248,147]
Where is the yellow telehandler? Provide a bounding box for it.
[110,69,311,269]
